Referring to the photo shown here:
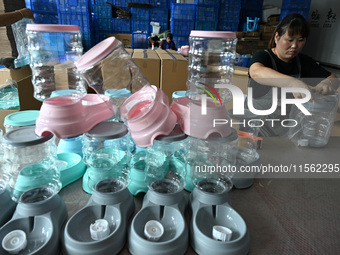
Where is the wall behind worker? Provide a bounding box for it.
[302,0,340,67]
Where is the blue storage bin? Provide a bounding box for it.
[57,0,91,14]
[132,32,148,49]
[113,18,131,33]
[131,19,150,34]
[96,18,113,31]
[195,20,217,31]
[235,55,251,67]
[196,6,218,22]
[150,8,169,22]
[172,36,188,49]
[114,0,128,7]
[92,0,113,4]
[149,0,169,9]
[131,7,150,20]
[92,5,113,19]
[33,11,59,24]
[82,32,94,51]
[170,3,196,20]
[281,0,311,10]
[195,0,219,7]
[131,0,150,3]
[280,7,310,21]
[217,21,239,31]
[94,31,110,44]
[170,19,195,37]
[25,0,58,12]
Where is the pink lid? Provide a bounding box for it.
[76,37,119,71]
[190,30,236,38]
[26,24,80,32]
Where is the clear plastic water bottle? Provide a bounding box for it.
[11,18,34,68]
[188,129,238,193]
[288,92,339,147]
[186,31,237,106]
[76,36,149,96]
[26,24,86,102]
[145,125,189,193]
[82,121,134,190]
[1,126,61,201]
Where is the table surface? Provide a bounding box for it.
[59,137,340,255]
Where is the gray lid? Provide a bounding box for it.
[228,108,258,120]
[2,126,53,147]
[156,124,188,143]
[86,121,128,141]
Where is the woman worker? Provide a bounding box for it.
[248,13,339,136]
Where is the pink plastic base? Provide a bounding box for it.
[171,97,231,139]
[35,94,115,138]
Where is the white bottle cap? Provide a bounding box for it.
[144,220,164,241]
[212,225,232,242]
[297,139,309,147]
[90,219,110,240]
[2,230,27,254]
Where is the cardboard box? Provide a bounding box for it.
[125,48,133,55]
[156,50,188,102]
[16,76,42,111]
[107,34,132,48]
[132,50,161,87]
[0,65,32,85]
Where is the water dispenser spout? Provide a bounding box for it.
[212,225,232,242]
[144,220,164,241]
[90,219,111,241]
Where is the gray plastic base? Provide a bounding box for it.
[62,179,135,255]
[232,148,261,189]
[128,189,188,255]
[0,189,16,227]
[189,187,250,255]
[0,187,67,255]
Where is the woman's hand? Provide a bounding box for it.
[315,80,335,95]
[287,78,313,99]
[18,8,34,21]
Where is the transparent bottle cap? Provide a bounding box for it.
[212,225,232,242]
[144,220,164,241]
[2,230,27,254]
[90,219,111,240]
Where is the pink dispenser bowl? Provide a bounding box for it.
[35,94,115,138]
[171,97,231,139]
[121,85,177,147]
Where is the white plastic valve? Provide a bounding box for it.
[90,219,110,240]
[144,220,164,241]
[2,230,27,254]
[212,225,232,242]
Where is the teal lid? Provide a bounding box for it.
[4,110,40,127]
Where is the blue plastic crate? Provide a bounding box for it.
[194,0,220,6]
[281,0,311,10]
[94,30,110,44]
[33,10,59,24]
[57,0,91,14]
[132,32,148,49]
[150,8,169,22]
[131,19,150,33]
[114,0,128,8]
[219,7,241,21]
[113,18,131,33]
[196,6,218,22]
[195,20,218,31]
[95,18,113,31]
[170,3,196,20]
[280,7,310,21]
[82,32,94,51]
[59,12,93,33]
[25,0,58,12]
[92,5,113,18]
[131,0,150,3]
[170,19,195,37]
[234,55,251,67]
[173,36,189,48]
[217,21,239,31]
[91,0,113,4]
[131,7,150,20]
[149,0,169,8]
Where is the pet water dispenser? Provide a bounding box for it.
[0,126,67,255]
[26,24,114,138]
[128,125,189,255]
[228,109,262,189]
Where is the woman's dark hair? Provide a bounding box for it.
[268,13,310,48]
[167,33,173,40]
